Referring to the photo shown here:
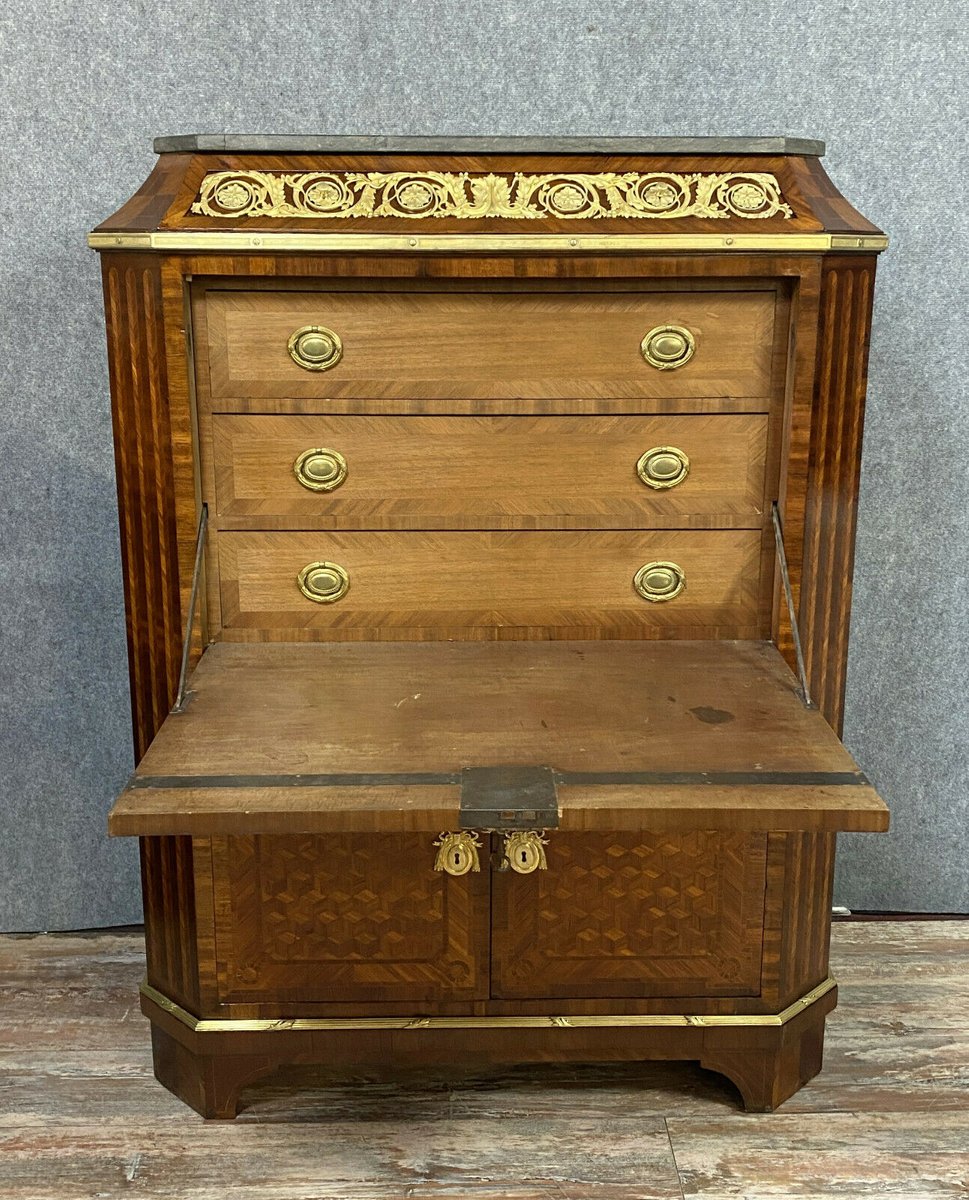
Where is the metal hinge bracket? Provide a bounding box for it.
[172,503,209,714]
[771,501,813,708]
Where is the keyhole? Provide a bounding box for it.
[453,852,462,868]
[520,850,528,864]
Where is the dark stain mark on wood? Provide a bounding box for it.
[690,706,736,725]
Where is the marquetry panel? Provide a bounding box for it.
[491,831,768,998]
[214,529,766,640]
[201,289,776,401]
[209,413,769,530]
[212,834,489,1003]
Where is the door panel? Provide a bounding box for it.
[491,830,767,999]
[212,833,489,1004]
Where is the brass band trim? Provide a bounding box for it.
[88,231,888,254]
[141,976,836,1033]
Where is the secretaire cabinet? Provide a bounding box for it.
[90,135,889,1118]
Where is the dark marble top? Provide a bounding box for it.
[153,134,825,156]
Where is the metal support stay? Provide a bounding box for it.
[771,501,812,708]
[173,503,208,713]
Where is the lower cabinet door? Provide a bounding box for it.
[212,834,490,1004]
[490,831,768,999]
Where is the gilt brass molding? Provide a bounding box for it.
[141,976,837,1033]
[190,169,794,222]
[88,230,888,253]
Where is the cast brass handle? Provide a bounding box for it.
[433,831,482,876]
[633,560,686,602]
[503,831,549,874]
[637,446,690,490]
[640,324,696,370]
[297,561,350,604]
[294,448,348,492]
[287,325,343,371]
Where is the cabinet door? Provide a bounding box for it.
[212,834,489,1004]
[490,831,767,999]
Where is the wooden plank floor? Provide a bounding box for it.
[1,921,967,1199]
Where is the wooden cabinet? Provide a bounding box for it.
[91,136,889,1119]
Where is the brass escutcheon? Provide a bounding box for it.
[633,560,686,603]
[503,830,549,874]
[296,561,350,604]
[433,831,482,876]
[637,445,690,490]
[294,447,348,492]
[640,324,696,370]
[287,324,343,371]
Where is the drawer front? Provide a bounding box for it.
[216,530,765,639]
[213,834,489,1004]
[211,413,769,530]
[202,289,776,401]
[491,831,767,999]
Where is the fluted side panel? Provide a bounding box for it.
[761,832,836,1008]
[141,835,201,1012]
[800,256,877,732]
[102,257,182,757]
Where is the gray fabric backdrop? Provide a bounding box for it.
[1,0,966,930]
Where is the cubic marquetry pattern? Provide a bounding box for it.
[541,833,723,956]
[258,835,445,962]
[494,831,768,996]
[216,834,485,1001]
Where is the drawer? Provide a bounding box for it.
[211,413,769,530]
[201,289,776,402]
[216,530,765,639]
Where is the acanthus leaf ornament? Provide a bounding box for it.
[191,170,794,222]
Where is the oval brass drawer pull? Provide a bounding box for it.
[640,324,696,370]
[637,445,690,489]
[287,324,343,371]
[633,560,686,602]
[433,831,482,876]
[293,447,348,492]
[297,561,350,603]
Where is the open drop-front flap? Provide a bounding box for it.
[109,640,888,837]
